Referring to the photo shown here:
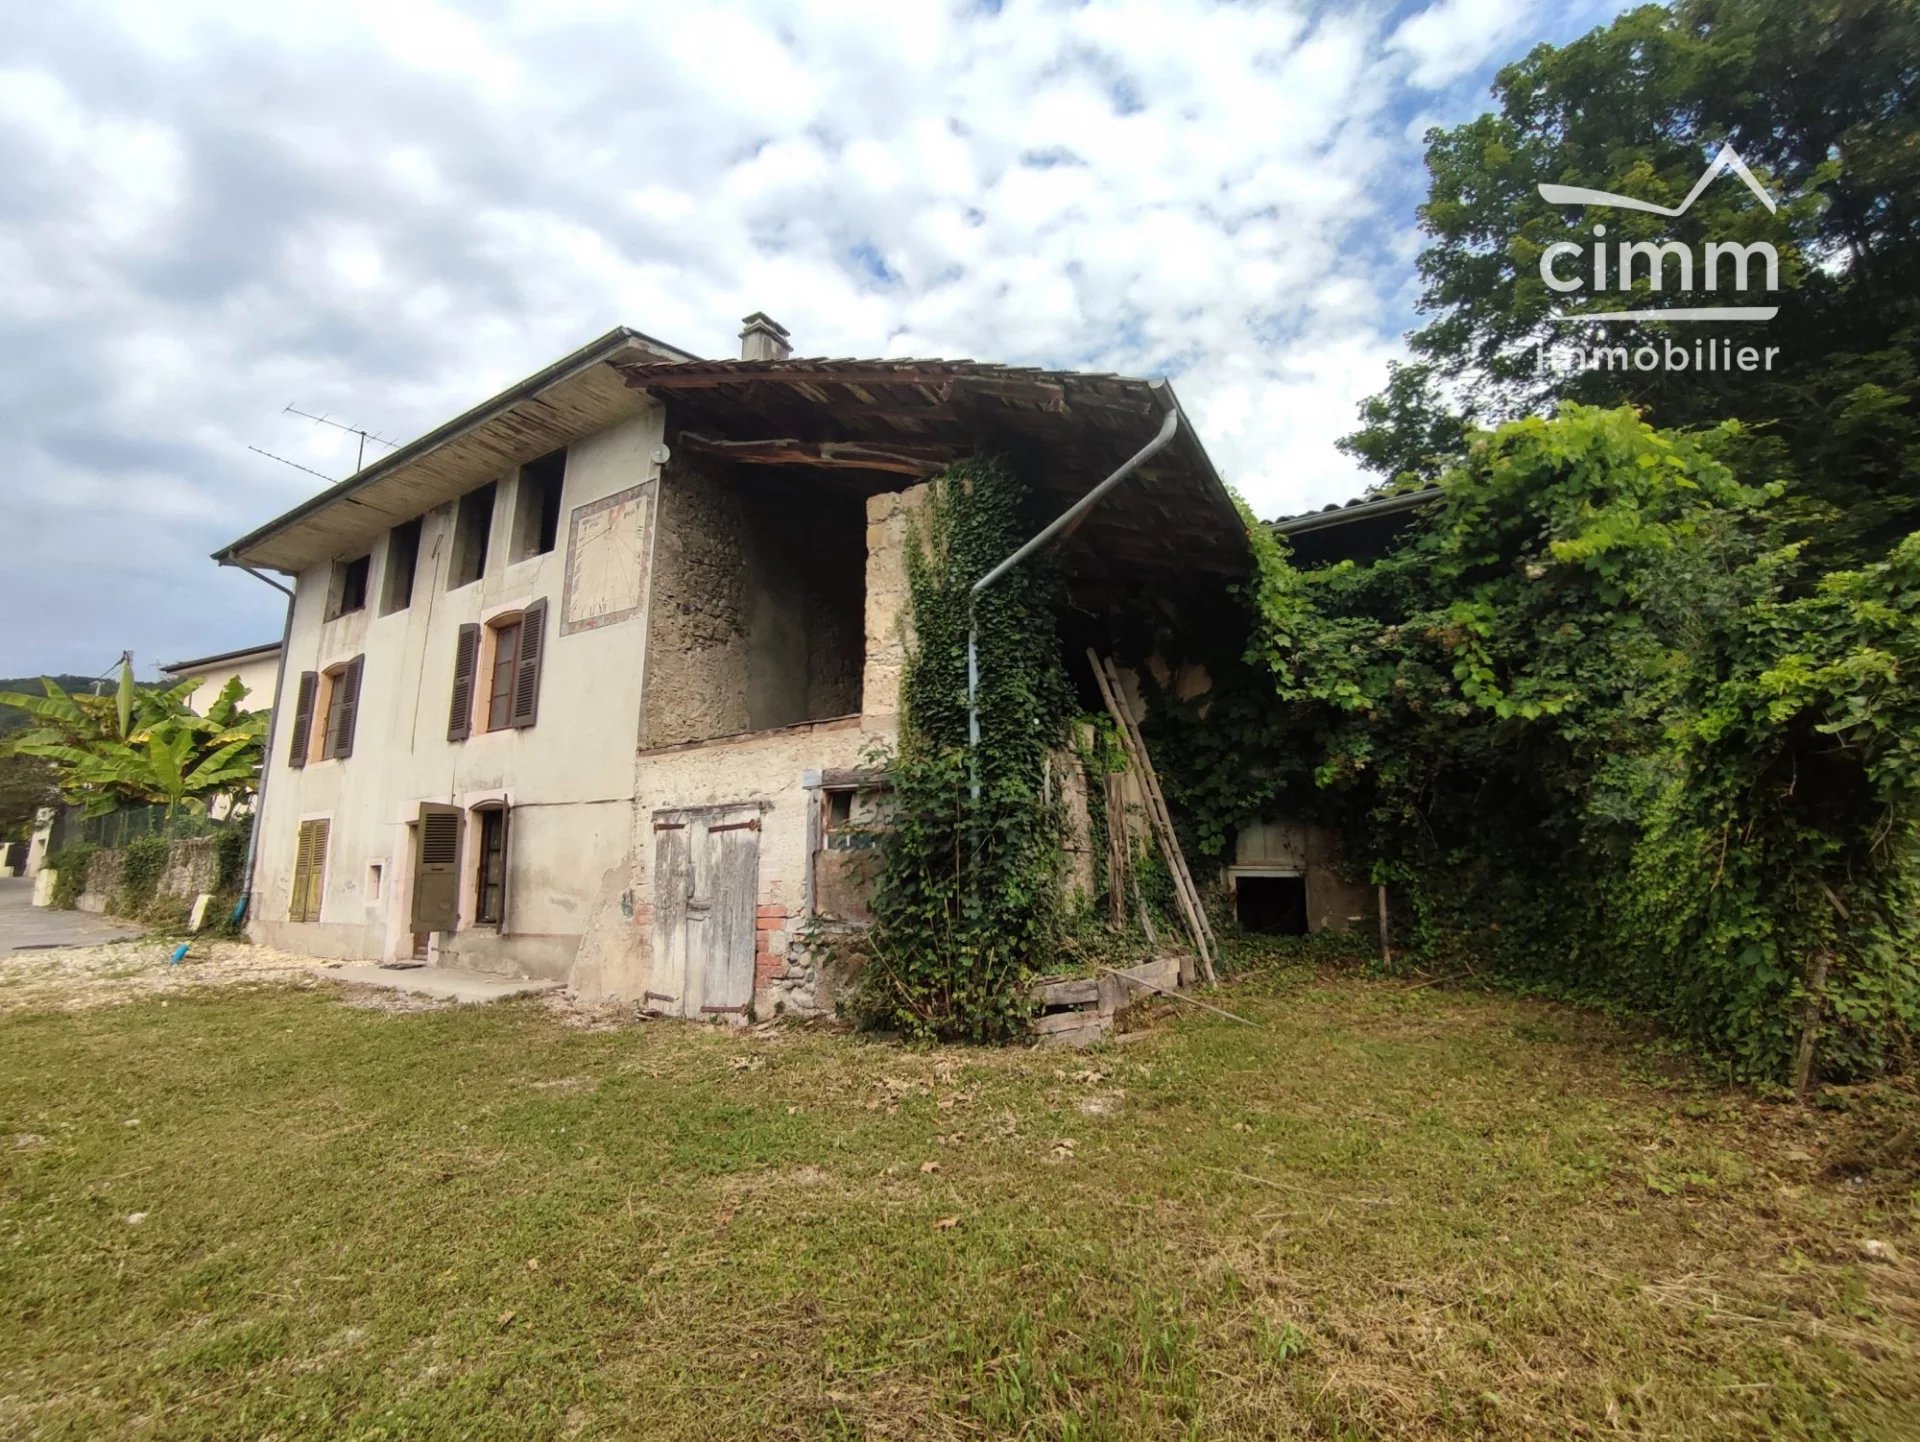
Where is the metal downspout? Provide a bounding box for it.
[966,392,1182,800]
[224,562,295,925]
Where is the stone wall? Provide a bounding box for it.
[77,836,224,917]
[643,454,869,747]
[644,450,752,747]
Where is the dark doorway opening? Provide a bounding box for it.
[1236,874,1307,935]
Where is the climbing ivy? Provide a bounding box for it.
[851,457,1074,1041]
[1148,404,1920,1085]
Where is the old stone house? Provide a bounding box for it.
[215,316,1265,1017]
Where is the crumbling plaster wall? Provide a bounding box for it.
[643,450,751,746]
[643,455,867,747]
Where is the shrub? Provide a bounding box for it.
[45,842,98,911]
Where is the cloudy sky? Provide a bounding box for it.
[0,0,1633,679]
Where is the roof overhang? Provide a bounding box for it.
[613,357,1250,593]
[215,326,694,573]
[1272,486,1441,566]
[158,641,283,675]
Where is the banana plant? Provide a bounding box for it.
[0,666,267,818]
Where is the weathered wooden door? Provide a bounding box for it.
[650,804,761,1019]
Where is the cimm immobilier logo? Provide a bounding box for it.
[1536,144,1782,376]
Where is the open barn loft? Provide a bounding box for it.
[612,355,1245,606]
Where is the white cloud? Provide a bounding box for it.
[1390,0,1532,90]
[0,0,1596,674]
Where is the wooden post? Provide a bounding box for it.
[1376,883,1391,967]
[1104,770,1128,929]
[1793,953,1830,1098]
[1795,884,1850,1098]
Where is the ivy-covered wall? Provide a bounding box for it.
[851,456,1074,1041]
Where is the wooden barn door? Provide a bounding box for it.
[650,804,761,1018]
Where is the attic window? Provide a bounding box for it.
[450,482,496,589]
[511,450,565,563]
[329,555,370,618]
[381,517,421,614]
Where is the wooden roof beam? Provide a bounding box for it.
[677,432,961,477]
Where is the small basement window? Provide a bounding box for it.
[1235,874,1307,935]
[511,450,565,563]
[329,555,370,618]
[450,482,496,588]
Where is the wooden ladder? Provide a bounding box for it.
[1087,649,1218,984]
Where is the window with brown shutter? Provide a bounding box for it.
[287,671,317,769]
[289,818,329,922]
[325,655,364,759]
[510,597,547,729]
[448,624,480,741]
[410,802,463,932]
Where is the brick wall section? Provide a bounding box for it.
[755,903,789,1001]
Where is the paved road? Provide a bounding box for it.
[0,876,141,951]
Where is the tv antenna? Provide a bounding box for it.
[248,446,337,484]
[282,404,399,472]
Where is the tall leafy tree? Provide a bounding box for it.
[1343,0,1920,555]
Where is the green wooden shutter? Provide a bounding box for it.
[448,624,480,741]
[288,821,314,919]
[290,818,329,922]
[287,671,317,769]
[410,802,464,933]
[509,598,547,729]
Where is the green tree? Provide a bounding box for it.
[0,667,267,819]
[1158,404,1919,1083]
[0,754,57,841]
[1342,0,1920,557]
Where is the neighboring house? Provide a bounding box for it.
[158,641,283,715]
[213,316,1250,1017]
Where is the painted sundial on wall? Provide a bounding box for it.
[560,479,655,636]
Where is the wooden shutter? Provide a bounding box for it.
[410,802,463,932]
[288,671,317,769]
[328,655,364,759]
[289,818,329,922]
[448,624,480,741]
[509,598,548,729]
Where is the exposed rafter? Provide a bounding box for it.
[677,432,960,477]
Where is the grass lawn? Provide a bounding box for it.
[3,954,1917,1439]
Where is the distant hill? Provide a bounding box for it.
[0,676,108,736]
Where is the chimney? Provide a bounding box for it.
[738,311,792,361]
